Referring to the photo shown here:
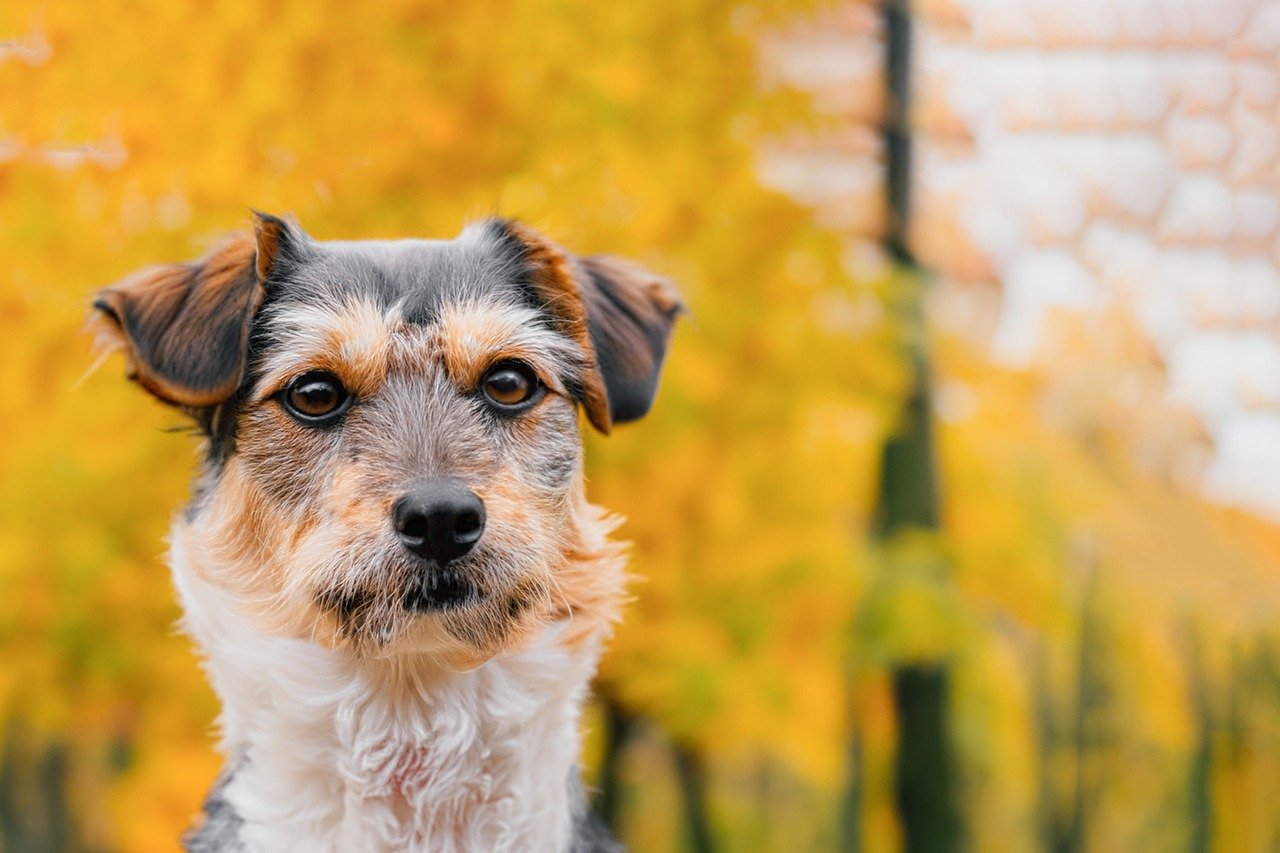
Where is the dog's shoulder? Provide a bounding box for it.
[182,765,245,853]
[570,809,623,853]
[569,773,624,853]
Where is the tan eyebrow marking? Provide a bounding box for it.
[432,299,583,395]
[253,298,392,402]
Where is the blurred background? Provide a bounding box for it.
[2,0,1280,850]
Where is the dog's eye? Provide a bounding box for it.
[480,362,542,411]
[282,371,350,423]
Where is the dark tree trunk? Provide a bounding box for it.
[673,744,715,853]
[893,666,960,853]
[872,3,961,851]
[593,695,635,832]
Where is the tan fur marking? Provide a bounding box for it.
[500,223,614,433]
[547,494,628,654]
[432,301,573,395]
[255,299,392,401]
[330,464,394,532]
[580,254,682,384]
[94,232,262,408]
[254,214,290,282]
[185,460,290,609]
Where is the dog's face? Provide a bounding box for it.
[93,215,679,664]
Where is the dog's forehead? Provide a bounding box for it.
[274,228,529,322]
[247,226,589,403]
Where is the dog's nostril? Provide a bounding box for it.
[393,478,486,564]
[454,510,482,539]
[396,512,429,542]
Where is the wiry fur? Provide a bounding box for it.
[173,508,626,852]
[91,215,680,852]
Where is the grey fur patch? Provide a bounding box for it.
[180,763,613,851]
[182,765,244,852]
[256,231,532,332]
[569,771,623,853]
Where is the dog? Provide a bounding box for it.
[91,213,681,852]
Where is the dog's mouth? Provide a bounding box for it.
[401,563,481,613]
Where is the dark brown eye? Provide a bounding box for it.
[481,362,542,410]
[282,371,350,423]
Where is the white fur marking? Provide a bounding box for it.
[171,527,600,853]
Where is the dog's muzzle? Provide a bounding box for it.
[393,478,485,610]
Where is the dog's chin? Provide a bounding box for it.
[400,562,482,614]
[367,602,542,669]
[307,546,557,662]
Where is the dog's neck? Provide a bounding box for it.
[170,528,606,853]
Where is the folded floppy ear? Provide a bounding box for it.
[577,254,683,430]
[91,214,298,410]
[487,220,682,433]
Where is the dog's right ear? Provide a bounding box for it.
[90,213,300,409]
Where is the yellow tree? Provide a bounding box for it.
[0,1,905,849]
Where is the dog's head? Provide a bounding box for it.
[92,214,680,663]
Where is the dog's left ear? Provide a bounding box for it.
[576,254,683,431]
[487,220,683,433]
[91,214,297,410]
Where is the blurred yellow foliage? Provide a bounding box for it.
[2,1,1279,851]
[0,0,902,847]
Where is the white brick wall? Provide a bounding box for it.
[762,0,1280,518]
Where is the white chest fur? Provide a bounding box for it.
[170,531,600,853]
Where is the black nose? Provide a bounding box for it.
[393,479,486,563]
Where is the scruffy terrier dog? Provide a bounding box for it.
[91,214,680,852]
